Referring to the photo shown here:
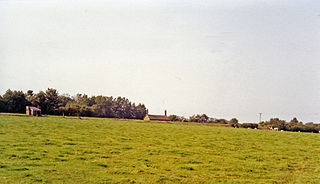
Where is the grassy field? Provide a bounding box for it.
[0,114,319,183]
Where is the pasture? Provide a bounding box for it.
[0,114,319,183]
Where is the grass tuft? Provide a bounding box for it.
[180,166,195,171]
[97,163,108,168]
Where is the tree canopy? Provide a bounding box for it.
[0,88,147,119]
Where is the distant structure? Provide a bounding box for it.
[26,106,41,116]
[144,109,169,121]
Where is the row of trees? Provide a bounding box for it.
[0,89,147,119]
[168,114,319,133]
[259,117,320,133]
[0,88,318,133]
[168,114,239,126]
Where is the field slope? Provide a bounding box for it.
[0,114,319,183]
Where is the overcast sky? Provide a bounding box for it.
[1,0,319,123]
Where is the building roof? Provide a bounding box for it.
[30,106,41,111]
[147,114,169,121]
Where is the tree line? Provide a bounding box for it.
[0,89,147,119]
[258,117,320,133]
[168,114,320,133]
[168,114,238,125]
[0,88,319,133]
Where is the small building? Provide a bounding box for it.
[26,106,41,116]
[144,109,169,121]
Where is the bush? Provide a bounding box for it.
[239,123,258,129]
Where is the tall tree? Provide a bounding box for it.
[34,91,48,114]
[45,88,59,114]
[2,89,28,113]
[25,90,35,106]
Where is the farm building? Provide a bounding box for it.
[144,110,169,121]
[26,106,41,116]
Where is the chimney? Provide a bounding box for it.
[165,110,167,116]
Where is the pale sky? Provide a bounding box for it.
[1,0,320,123]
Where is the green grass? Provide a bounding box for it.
[0,114,319,183]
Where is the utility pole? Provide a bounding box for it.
[259,113,262,123]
